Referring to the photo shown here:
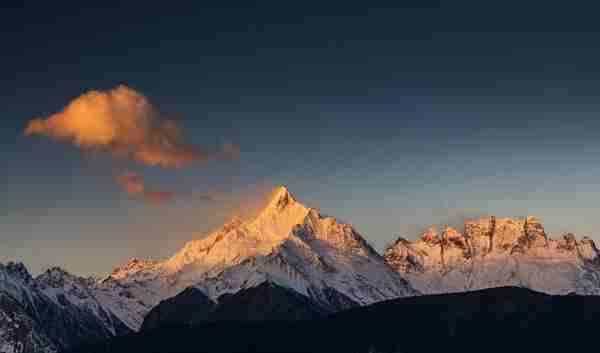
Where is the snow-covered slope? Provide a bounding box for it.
[34,268,131,336]
[384,216,600,295]
[0,262,132,353]
[0,291,55,353]
[0,263,56,353]
[98,186,417,329]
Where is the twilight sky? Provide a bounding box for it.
[2,1,600,276]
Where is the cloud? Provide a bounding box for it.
[114,171,174,204]
[24,85,236,168]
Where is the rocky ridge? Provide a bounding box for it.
[0,262,132,353]
[384,216,600,294]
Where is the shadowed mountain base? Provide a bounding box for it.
[141,282,330,331]
[71,286,600,353]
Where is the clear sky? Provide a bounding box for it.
[2,1,600,276]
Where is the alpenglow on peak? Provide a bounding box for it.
[263,185,298,211]
[93,185,416,330]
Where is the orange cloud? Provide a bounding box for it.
[114,171,174,204]
[24,85,236,168]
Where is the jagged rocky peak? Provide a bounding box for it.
[383,237,425,274]
[385,214,600,295]
[268,185,297,211]
[440,226,465,248]
[442,226,461,239]
[421,226,440,243]
[384,215,594,265]
[417,225,464,246]
[390,236,412,247]
[242,185,311,245]
[580,236,599,250]
[164,186,310,273]
[108,258,161,280]
[521,216,548,247]
[558,233,578,251]
[293,207,382,259]
[35,267,83,288]
[254,186,308,223]
[573,236,599,261]
[460,215,549,252]
[0,261,33,283]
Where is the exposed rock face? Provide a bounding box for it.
[107,259,161,282]
[421,227,439,243]
[383,237,425,274]
[384,216,600,295]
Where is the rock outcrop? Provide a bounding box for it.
[385,216,600,295]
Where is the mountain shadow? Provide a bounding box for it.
[142,281,330,331]
[72,286,600,353]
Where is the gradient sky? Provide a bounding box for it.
[2,1,600,276]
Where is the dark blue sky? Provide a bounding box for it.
[2,1,600,275]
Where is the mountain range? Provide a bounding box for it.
[1,186,599,352]
[384,215,600,295]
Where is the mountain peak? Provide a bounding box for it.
[0,261,33,283]
[108,258,161,280]
[40,266,74,279]
[89,185,418,329]
[385,214,600,295]
[266,185,297,211]
[250,186,306,223]
[35,266,88,288]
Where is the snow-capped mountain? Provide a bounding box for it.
[96,186,417,329]
[34,268,131,337]
[0,262,132,353]
[0,263,55,353]
[7,186,600,353]
[384,216,600,295]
